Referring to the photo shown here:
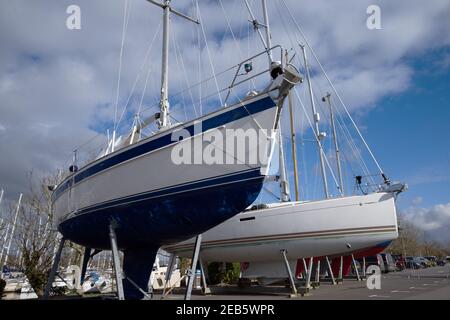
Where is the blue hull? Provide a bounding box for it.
[59,169,264,299]
[58,169,265,249]
[58,169,265,299]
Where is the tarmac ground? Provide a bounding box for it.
[155,265,450,300]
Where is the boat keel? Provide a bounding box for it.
[122,247,159,300]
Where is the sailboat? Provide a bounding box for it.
[164,192,402,283]
[50,0,301,299]
[163,1,408,286]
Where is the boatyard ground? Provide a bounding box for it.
[2,265,449,300]
[154,266,450,300]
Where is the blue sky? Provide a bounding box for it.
[364,48,450,210]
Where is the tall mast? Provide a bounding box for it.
[3,193,22,267]
[323,93,344,195]
[160,0,170,128]
[300,45,329,199]
[146,0,199,129]
[0,188,4,248]
[243,0,272,67]
[0,188,6,264]
[278,125,290,202]
[0,188,4,229]
[285,51,300,201]
[0,223,10,264]
[261,0,273,64]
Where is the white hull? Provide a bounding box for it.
[164,192,399,262]
[53,93,278,228]
[149,267,181,290]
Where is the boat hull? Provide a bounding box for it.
[53,92,279,249]
[164,192,399,261]
[58,169,265,249]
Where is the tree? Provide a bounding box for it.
[387,217,421,256]
[11,172,62,297]
[388,215,449,257]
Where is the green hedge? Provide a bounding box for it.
[207,262,240,285]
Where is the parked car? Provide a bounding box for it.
[380,253,396,273]
[405,256,422,269]
[424,256,437,266]
[357,254,385,273]
[414,257,432,268]
[436,259,447,266]
[391,254,406,271]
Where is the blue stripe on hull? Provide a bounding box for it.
[58,171,265,249]
[72,167,261,218]
[53,95,276,200]
[375,240,392,249]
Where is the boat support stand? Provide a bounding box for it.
[362,257,367,279]
[162,253,176,296]
[325,256,337,285]
[199,257,211,295]
[43,236,66,299]
[336,256,344,283]
[298,257,314,296]
[80,247,102,285]
[185,234,202,300]
[311,260,321,289]
[281,249,298,297]
[109,223,125,300]
[351,254,361,281]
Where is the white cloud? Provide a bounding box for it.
[0,0,449,199]
[412,196,423,205]
[402,203,450,243]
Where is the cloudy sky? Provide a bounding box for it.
[0,0,449,243]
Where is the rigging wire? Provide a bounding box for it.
[172,33,190,121]
[294,88,343,196]
[138,53,155,118]
[218,0,256,90]
[115,19,162,131]
[275,0,379,188]
[243,0,268,52]
[114,0,133,130]
[279,0,388,182]
[193,0,203,116]
[173,29,199,119]
[195,0,224,106]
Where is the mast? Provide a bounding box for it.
[160,0,170,128]
[0,223,10,264]
[278,126,290,202]
[323,93,344,195]
[300,44,329,199]
[0,188,4,232]
[243,0,272,66]
[285,51,300,201]
[3,193,22,267]
[261,0,273,64]
[146,0,199,129]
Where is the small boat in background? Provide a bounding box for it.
[149,256,181,291]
